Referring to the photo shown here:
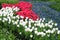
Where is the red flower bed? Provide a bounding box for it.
[2,1,39,20]
[16,2,32,11]
[2,3,13,8]
[16,10,39,20]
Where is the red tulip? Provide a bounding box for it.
[2,3,13,8]
[16,10,39,20]
[16,11,26,18]
[2,2,40,21]
[18,1,32,11]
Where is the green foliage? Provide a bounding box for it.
[46,0,60,12]
[37,0,60,12]
[38,0,50,1]
[37,0,60,2]
[50,3,60,12]
[49,0,60,3]
[0,0,60,40]
[0,28,15,40]
[0,0,19,9]
[0,0,19,4]
[58,34,60,40]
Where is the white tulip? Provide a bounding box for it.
[12,16,16,19]
[42,20,45,22]
[0,18,2,20]
[47,34,50,37]
[55,28,58,30]
[37,33,40,35]
[15,21,18,24]
[26,17,28,19]
[51,23,54,25]
[0,14,3,16]
[48,20,53,23]
[40,18,42,21]
[48,25,53,28]
[41,18,45,23]
[22,22,27,26]
[20,16,24,18]
[28,24,31,28]
[55,23,57,26]
[30,35,33,38]
[40,23,45,28]
[3,14,7,16]
[17,24,20,27]
[34,24,37,26]
[12,20,15,23]
[3,18,8,21]
[29,29,33,32]
[51,30,54,33]
[53,28,56,31]
[57,30,60,34]
[13,7,19,11]
[43,18,45,20]
[8,21,11,24]
[19,32,22,34]
[25,26,27,28]
[41,33,46,37]
[25,28,30,31]
[2,20,5,22]
[46,30,51,33]
[45,23,48,26]
[16,15,19,18]
[34,28,37,31]
[32,27,34,30]
[1,8,5,10]
[43,29,46,31]
[37,19,39,21]
[34,31,38,34]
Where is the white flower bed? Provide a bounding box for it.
[0,7,60,38]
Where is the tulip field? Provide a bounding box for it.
[0,0,60,40]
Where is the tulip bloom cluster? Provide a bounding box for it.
[0,7,60,38]
[2,2,39,20]
[0,2,60,40]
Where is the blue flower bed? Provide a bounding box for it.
[30,1,60,28]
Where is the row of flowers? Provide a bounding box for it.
[0,6,60,38]
[2,2,39,20]
[0,2,60,39]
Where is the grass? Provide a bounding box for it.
[0,0,19,4]
[0,28,15,40]
[50,2,60,12]
[37,0,60,12]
